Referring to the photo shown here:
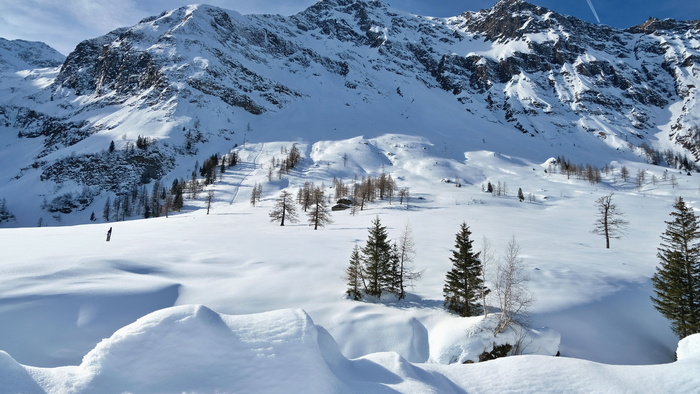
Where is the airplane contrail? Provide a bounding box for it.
[586,0,602,24]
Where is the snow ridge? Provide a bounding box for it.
[1,305,697,393]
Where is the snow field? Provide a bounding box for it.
[1,134,699,391]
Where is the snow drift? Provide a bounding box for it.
[0,305,697,393]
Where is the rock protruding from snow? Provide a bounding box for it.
[676,333,700,360]
[429,314,560,364]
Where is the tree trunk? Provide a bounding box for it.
[280,200,286,226]
[604,205,610,249]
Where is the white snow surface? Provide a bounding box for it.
[0,135,699,392]
[0,3,699,391]
[677,334,700,361]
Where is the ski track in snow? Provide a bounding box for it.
[227,143,264,205]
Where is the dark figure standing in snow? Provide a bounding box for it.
[106,227,112,242]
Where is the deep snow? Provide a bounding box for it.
[1,135,699,392]
[0,3,699,390]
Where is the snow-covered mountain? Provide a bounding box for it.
[2,1,700,391]
[0,38,64,73]
[0,0,699,226]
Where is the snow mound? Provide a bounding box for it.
[677,334,700,360]
[2,305,699,393]
[36,305,349,393]
[0,351,43,392]
[429,314,560,364]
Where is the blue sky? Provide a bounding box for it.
[1,0,699,55]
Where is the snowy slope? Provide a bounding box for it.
[0,0,699,227]
[0,38,64,72]
[0,1,700,392]
[1,133,699,391]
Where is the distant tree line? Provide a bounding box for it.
[102,149,239,222]
[44,187,100,214]
[330,173,409,213]
[551,155,603,184]
[639,142,699,173]
[267,144,302,181]
[0,198,16,223]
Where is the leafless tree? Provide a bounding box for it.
[493,236,533,335]
[163,194,172,218]
[307,187,332,230]
[592,193,629,249]
[250,182,262,206]
[394,223,423,299]
[206,190,214,215]
[269,190,298,226]
[620,166,629,182]
[398,187,409,206]
[298,182,314,212]
[480,236,495,318]
[636,169,646,190]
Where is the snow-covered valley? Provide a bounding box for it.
[1,0,700,391]
[1,136,700,392]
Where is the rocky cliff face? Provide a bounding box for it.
[44,0,700,148]
[0,0,699,224]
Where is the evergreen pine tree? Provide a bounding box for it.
[651,197,700,338]
[361,216,392,297]
[443,222,485,317]
[345,245,365,300]
[387,243,401,295]
[171,179,184,211]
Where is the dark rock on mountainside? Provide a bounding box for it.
[0,0,699,225]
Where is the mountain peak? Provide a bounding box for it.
[298,0,391,17]
[0,38,65,72]
[627,17,700,34]
[457,0,558,41]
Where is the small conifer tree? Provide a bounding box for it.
[443,222,485,317]
[345,245,365,300]
[361,216,392,297]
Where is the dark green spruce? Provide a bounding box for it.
[443,222,485,317]
[651,197,700,339]
[361,216,393,298]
